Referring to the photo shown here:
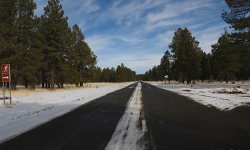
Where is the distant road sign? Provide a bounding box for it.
[2,73,10,82]
[2,64,10,74]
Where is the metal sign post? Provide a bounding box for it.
[2,82,5,105]
[9,80,11,105]
[1,64,11,105]
[164,75,168,84]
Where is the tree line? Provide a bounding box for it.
[142,0,250,83]
[99,63,136,82]
[0,0,136,90]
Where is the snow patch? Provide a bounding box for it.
[149,82,250,111]
[0,83,133,143]
[105,82,147,150]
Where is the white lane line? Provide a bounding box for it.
[105,82,147,150]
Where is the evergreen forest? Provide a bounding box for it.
[1,0,249,89]
[0,0,136,90]
[142,0,250,83]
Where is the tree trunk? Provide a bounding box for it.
[61,80,64,88]
[12,82,17,90]
[42,71,45,88]
[51,69,54,90]
[80,69,83,86]
[45,77,48,88]
[25,78,28,88]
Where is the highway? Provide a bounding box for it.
[1,81,250,149]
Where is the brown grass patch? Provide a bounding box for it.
[1,82,129,97]
[4,102,12,108]
[150,80,250,86]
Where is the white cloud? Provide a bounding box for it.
[96,53,162,74]
[194,24,229,53]
[85,34,113,52]
[145,18,191,31]
[61,0,100,14]
[33,0,229,74]
[157,30,175,49]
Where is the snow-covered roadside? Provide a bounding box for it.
[105,82,147,150]
[148,82,250,111]
[0,83,133,143]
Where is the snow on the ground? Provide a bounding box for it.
[105,82,147,150]
[149,81,250,111]
[0,83,133,143]
[1,81,249,145]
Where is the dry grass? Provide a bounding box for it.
[242,85,250,90]
[0,82,129,97]
[150,80,250,85]
[82,82,129,88]
[149,80,250,90]
[4,102,12,108]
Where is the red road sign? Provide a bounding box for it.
[2,64,10,74]
[2,73,11,82]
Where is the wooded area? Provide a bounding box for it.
[0,0,136,90]
[142,0,250,83]
[1,0,249,89]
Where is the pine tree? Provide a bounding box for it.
[222,0,250,42]
[72,24,85,86]
[200,52,212,82]
[211,29,240,83]
[16,0,42,89]
[160,50,172,83]
[143,69,153,81]
[0,0,42,89]
[101,68,111,82]
[115,65,123,82]
[58,24,80,88]
[91,66,102,82]
[222,0,250,80]
[110,67,116,82]
[41,0,71,90]
[0,0,18,89]
[80,42,97,83]
[169,28,202,84]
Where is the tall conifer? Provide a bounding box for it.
[41,0,70,90]
[211,29,240,83]
[169,28,202,84]
[222,0,250,80]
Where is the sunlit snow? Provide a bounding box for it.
[0,81,249,145]
[105,82,146,150]
[150,81,250,111]
[0,83,132,143]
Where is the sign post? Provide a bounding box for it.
[164,75,168,84]
[1,64,11,105]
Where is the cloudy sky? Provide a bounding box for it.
[34,0,230,74]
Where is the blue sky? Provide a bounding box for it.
[34,0,229,74]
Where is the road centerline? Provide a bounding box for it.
[105,82,148,150]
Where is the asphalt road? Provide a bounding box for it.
[141,81,250,149]
[0,82,138,150]
[1,81,250,150]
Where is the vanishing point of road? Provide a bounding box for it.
[0,81,250,149]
